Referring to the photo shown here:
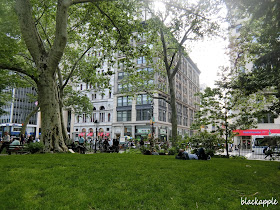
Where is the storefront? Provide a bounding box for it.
[159,128,167,141]
[135,126,150,140]
[233,129,280,150]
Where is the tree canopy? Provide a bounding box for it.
[226,0,280,114]
[0,0,147,152]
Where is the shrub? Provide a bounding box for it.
[26,142,44,154]
[229,155,247,160]
[168,147,177,155]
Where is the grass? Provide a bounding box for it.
[0,153,279,210]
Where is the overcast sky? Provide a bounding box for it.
[189,36,230,88]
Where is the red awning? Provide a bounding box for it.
[98,132,104,136]
[87,133,93,136]
[78,133,85,137]
[106,133,110,136]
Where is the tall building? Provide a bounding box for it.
[72,61,115,141]
[0,87,39,138]
[111,53,200,142]
[72,52,200,143]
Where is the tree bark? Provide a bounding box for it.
[169,77,178,146]
[15,0,70,152]
[37,70,68,152]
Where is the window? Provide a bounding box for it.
[137,56,146,64]
[108,113,111,122]
[109,91,112,98]
[100,113,105,122]
[137,109,152,121]
[118,84,123,92]
[80,84,83,90]
[258,113,275,123]
[137,94,152,105]
[82,114,87,123]
[117,111,131,121]
[117,96,132,107]
[158,109,166,122]
[118,72,124,80]
[183,117,188,126]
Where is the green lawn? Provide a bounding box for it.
[0,153,279,210]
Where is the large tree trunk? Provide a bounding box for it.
[59,96,70,144]
[37,70,68,152]
[15,0,70,152]
[169,77,178,147]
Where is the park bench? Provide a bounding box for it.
[7,145,29,155]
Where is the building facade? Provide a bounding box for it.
[72,61,115,142]
[111,55,200,142]
[0,87,39,138]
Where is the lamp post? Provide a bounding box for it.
[94,120,98,153]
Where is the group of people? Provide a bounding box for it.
[71,136,120,154]
[176,148,210,160]
[0,132,36,154]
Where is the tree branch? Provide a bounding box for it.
[21,105,40,135]
[38,21,52,48]
[94,3,122,37]
[15,0,46,65]
[62,46,92,90]
[71,0,117,5]
[144,91,170,104]
[49,0,70,73]
[170,48,182,79]
[0,64,37,82]
[160,28,171,78]
[169,21,196,70]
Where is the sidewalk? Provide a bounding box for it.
[219,150,280,161]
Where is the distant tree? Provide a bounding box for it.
[187,130,224,156]
[121,0,223,146]
[192,69,269,157]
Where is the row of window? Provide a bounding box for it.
[77,113,111,123]
[91,92,112,100]
[117,95,153,107]
[118,68,154,81]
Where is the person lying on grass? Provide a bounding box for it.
[176,148,210,160]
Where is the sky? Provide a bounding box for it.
[189,36,230,88]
